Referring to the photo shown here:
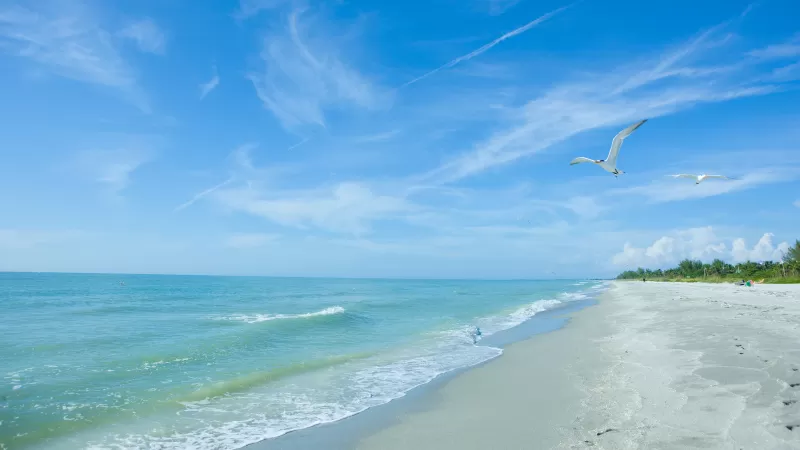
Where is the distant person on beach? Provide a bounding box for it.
[470,326,482,344]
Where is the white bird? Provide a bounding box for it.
[669,174,733,184]
[569,119,648,177]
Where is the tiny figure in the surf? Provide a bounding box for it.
[470,326,482,344]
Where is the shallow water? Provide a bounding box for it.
[0,273,604,449]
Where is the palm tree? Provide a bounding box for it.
[678,259,694,278]
[786,240,800,267]
[710,259,726,276]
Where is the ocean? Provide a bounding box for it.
[0,273,605,449]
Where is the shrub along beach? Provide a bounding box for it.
[616,240,800,284]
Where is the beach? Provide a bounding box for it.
[357,282,800,449]
[7,277,800,449]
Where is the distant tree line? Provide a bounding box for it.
[616,240,800,283]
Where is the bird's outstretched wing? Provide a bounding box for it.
[670,174,697,179]
[569,157,595,165]
[607,119,647,166]
[704,175,731,180]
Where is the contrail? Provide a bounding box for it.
[400,4,573,88]
[286,137,310,151]
[174,177,234,212]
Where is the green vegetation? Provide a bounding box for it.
[616,240,800,284]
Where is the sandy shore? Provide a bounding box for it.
[357,282,800,450]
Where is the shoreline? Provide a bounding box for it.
[355,282,614,450]
[246,296,601,449]
[356,281,800,449]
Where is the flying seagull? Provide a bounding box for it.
[669,174,733,185]
[569,119,648,177]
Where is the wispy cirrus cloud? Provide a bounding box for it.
[175,143,302,212]
[213,182,413,235]
[748,33,800,59]
[352,129,401,144]
[483,0,523,16]
[401,4,570,88]
[248,8,389,130]
[0,2,149,110]
[610,166,800,204]
[234,0,288,20]
[415,14,788,186]
[118,18,166,55]
[770,61,800,82]
[199,66,220,99]
[74,147,153,195]
[225,143,302,180]
[498,152,800,224]
[175,145,254,212]
[172,3,797,277]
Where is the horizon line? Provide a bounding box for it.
[0,270,607,282]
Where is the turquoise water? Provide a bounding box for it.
[0,273,605,449]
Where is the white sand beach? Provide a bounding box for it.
[357,282,800,450]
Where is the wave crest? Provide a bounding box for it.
[507,299,563,324]
[215,306,345,324]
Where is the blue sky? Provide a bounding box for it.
[1,0,799,278]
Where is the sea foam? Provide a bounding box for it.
[215,306,345,324]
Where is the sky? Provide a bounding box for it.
[0,0,799,279]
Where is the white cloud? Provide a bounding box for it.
[118,18,165,55]
[0,3,148,110]
[199,66,219,99]
[417,16,785,186]
[612,227,789,268]
[731,233,790,263]
[224,233,279,249]
[248,8,388,130]
[75,148,153,194]
[612,226,727,267]
[213,182,413,235]
[610,167,800,204]
[794,199,800,208]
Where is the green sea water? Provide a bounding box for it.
[0,273,604,449]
